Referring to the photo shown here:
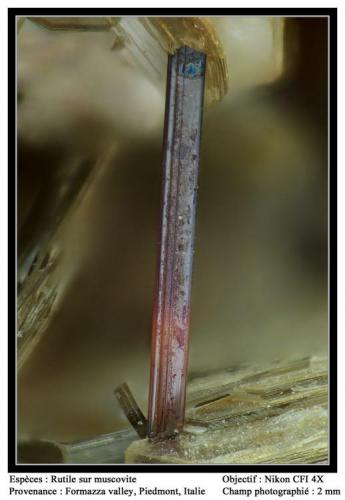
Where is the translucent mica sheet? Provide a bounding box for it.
[25,17,114,31]
[113,17,228,105]
[26,16,228,105]
[18,428,138,464]
[24,16,288,101]
[126,357,328,464]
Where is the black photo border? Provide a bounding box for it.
[8,7,337,473]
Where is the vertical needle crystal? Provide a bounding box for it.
[148,46,206,441]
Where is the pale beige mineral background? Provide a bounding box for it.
[17,17,328,441]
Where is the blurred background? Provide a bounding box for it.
[17,16,328,443]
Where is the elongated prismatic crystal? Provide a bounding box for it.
[148,46,206,441]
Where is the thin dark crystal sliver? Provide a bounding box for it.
[114,383,148,438]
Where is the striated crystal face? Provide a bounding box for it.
[148,47,206,441]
